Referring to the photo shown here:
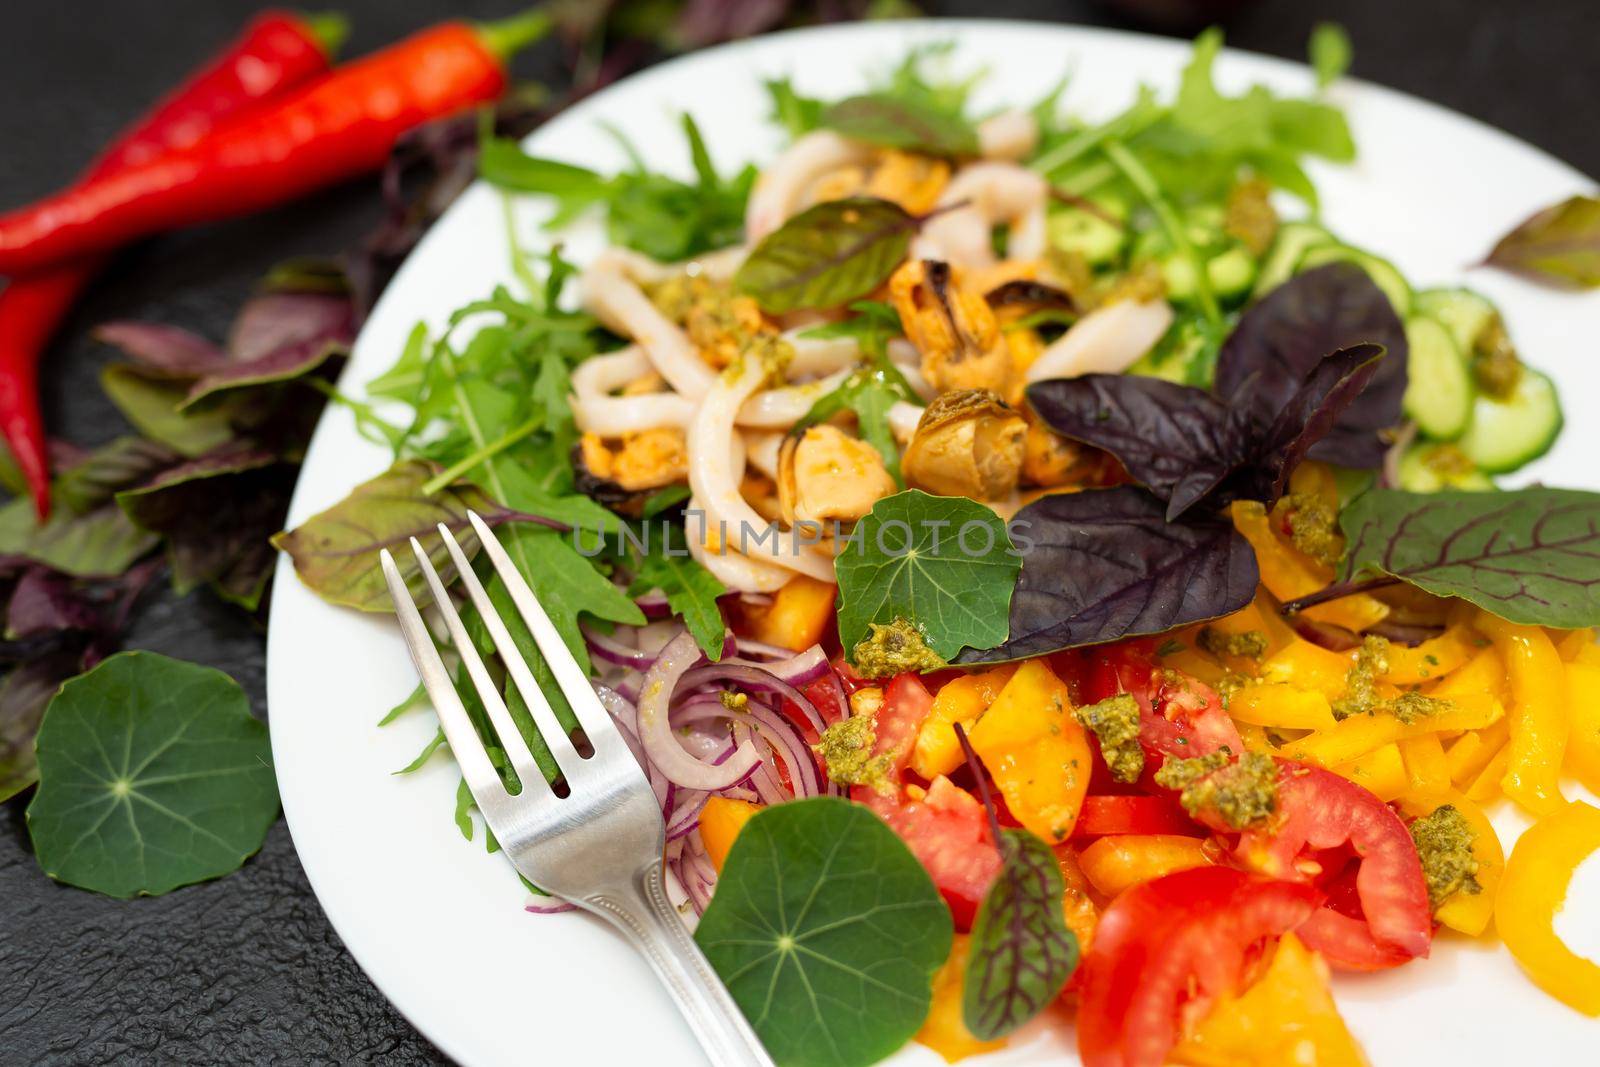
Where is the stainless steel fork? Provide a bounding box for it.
[379,511,773,1067]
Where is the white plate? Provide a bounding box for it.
[267,19,1600,1066]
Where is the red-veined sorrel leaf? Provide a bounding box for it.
[735,197,920,313]
[820,93,979,157]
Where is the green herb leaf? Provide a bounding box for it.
[0,438,173,577]
[1338,487,1600,626]
[1309,23,1352,89]
[736,197,920,314]
[695,797,953,1067]
[834,490,1020,660]
[270,460,542,612]
[1484,194,1600,289]
[820,93,978,157]
[630,525,727,659]
[101,365,236,457]
[25,651,277,898]
[962,828,1079,1039]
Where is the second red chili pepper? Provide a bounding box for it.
[0,10,345,516]
[0,11,549,277]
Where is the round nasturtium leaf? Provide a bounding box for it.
[26,651,278,898]
[694,796,953,1067]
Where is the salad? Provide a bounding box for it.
[279,31,1600,1067]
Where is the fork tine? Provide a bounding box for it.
[465,511,631,759]
[380,549,503,800]
[432,525,587,774]
[407,538,551,795]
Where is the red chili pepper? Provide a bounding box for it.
[0,12,548,278]
[0,10,345,517]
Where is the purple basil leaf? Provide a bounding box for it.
[0,647,85,802]
[227,291,354,364]
[117,445,293,611]
[1215,263,1406,467]
[93,322,226,376]
[182,292,355,408]
[1237,343,1386,507]
[5,567,103,638]
[1025,374,1234,509]
[956,487,1259,663]
[1483,194,1600,289]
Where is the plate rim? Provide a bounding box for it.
[266,18,1600,1067]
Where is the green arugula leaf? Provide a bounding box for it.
[695,797,953,1067]
[394,726,447,774]
[630,525,727,659]
[1324,487,1600,627]
[378,681,428,726]
[820,93,979,157]
[963,829,1080,1039]
[1309,22,1352,89]
[834,491,1020,660]
[765,77,825,138]
[1484,194,1600,289]
[480,117,754,263]
[25,651,277,898]
[794,301,916,482]
[737,198,920,314]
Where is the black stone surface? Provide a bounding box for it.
[0,1,1593,1063]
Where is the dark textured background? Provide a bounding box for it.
[1,1,1594,1063]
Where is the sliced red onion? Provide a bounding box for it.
[634,589,672,617]
[583,624,656,670]
[678,662,826,737]
[732,635,794,660]
[526,899,577,914]
[639,632,761,790]
[741,703,823,798]
[596,683,669,808]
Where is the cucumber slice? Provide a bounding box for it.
[1401,316,1473,440]
[1251,221,1334,300]
[1208,245,1257,304]
[1296,243,1413,317]
[1159,253,1198,302]
[1048,206,1125,266]
[1457,367,1563,473]
[1413,288,1497,354]
[1396,444,1496,493]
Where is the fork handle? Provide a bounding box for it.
[585,863,775,1067]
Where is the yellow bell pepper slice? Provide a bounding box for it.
[1231,501,1390,632]
[1466,748,1511,803]
[910,666,1016,780]
[969,660,1092,844]
[1334,743,1408,801]
[1399,733,1451,794]
[1554,627,1598,662]
[1078,834,1215,898]
[1447,719,1510,785]
[1170,934,1367,1067]
[1428,646,1508,704]
[1256,637,1355,700]
[699,797,761,874]
[1394,790,1504,936]
[1279,694,1502,767]
[1228,683,1337,731]
[1380,627,1476,685]
[1235,722,1280,756]
[1478,614,1568,816]
[737,574,837,651]
[1495,801,1600,1016]
[1564,661,1600,797]
[916,934,1008,1063]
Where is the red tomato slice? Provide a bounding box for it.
[1081,645,1243,763]
[853,673,1000,930]
[1235,761,1432,969]
[1073,795,1204,838]
[799,672,848,730]
[1076,866,1322,1067]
